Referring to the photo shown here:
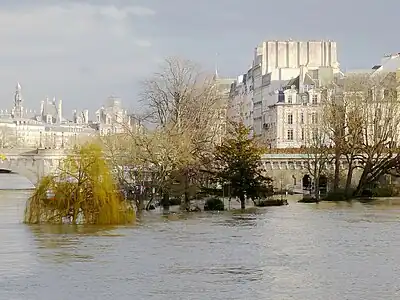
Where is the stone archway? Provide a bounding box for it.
[0,159,42,186]
[302,174,311,191]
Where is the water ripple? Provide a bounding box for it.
[0,191,400,299]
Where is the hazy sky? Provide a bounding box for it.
[0,0,399,117]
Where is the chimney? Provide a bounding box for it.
[73,109,77,123]
[299,65,308,92]
[40,100,44,115]
[83,109,89,124]
[58,99,63,123]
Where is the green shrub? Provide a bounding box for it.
[204,197,224,211]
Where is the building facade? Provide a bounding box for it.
[228,40,342,148]
[214,76,236,144]
[93,96,132,136]
[262,65,341,148]
[0,84,138,148]
[0,83,97,149]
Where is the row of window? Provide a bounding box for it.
[286,94,318,104]
[287,112,318,124]
[287,128,319,141]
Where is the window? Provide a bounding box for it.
[287,129,294,140]
[287,113,293,124]
[301,128,305,140]
[312,94,318,104]
[300,113,304,124]
[311,113,318,124]
[287,95,292,104]
[384,89,389,97]
[312,129,318,140]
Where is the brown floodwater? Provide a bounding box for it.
[0,177,400,299]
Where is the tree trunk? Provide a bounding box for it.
[345,163,354,197]
[354,169,370,197]
[333,149,341,191]
[314,177,320,202]
[138,195,145,211]
[183,171,190,210]
[145,193,155,210]
[239,194,245,210]
[161,190,170,211]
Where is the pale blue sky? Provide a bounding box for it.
[0,0,398,118]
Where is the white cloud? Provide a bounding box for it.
[0,3,156,113]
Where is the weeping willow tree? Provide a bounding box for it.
[24,143,135,225]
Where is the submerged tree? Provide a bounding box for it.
[138,57,226,209]
[24,143,135,225]
[304,124,330,201]
[211,122,271,209]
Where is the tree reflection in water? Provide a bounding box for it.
[27,224,122,263]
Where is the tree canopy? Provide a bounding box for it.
[211,122,272,209]
[24,143,135,225]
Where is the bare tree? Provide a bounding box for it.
[321,83,362,196]
[349,73,400,195]
[304,123,330,201]
[323,72,400,197]
[139,57,225,209]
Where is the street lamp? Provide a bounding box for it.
[39,131,42,148]
[61,132,64,148]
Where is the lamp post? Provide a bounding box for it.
[61,132,64,149]
[39,131,42,148]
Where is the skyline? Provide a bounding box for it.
[0,0,399,114]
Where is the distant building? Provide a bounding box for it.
[227,40,343,149]
[251,40,341,138]
[0,83,95,148]
[214,76,236,144]
[92,96,132,136]
[227,72,253,131]
[262,65,342,148]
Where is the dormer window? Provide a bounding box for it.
[287,95,293,104]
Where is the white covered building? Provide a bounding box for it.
[0,83,96,148]
[227,71,253,131]
[262,66,342,148]
[251,40,340,139]
[229,39,343,149]
[93,96,133,136]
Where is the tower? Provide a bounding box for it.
[13,82,24,118]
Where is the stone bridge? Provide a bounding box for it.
[0,149,361,190]
[260,154,363,193]
[0,148,68,185]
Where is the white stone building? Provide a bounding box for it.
[213,76,236,143]
[250,40,341,138]
[228,71,254,131]
[0,83,96,148]
[263,66,342,148]
[92,96,133,136]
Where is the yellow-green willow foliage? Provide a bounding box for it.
[24,143,135,225]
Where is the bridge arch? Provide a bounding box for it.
[0,159,43,186]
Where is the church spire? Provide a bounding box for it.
[13,82,24,118]
[214,52,219,78]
